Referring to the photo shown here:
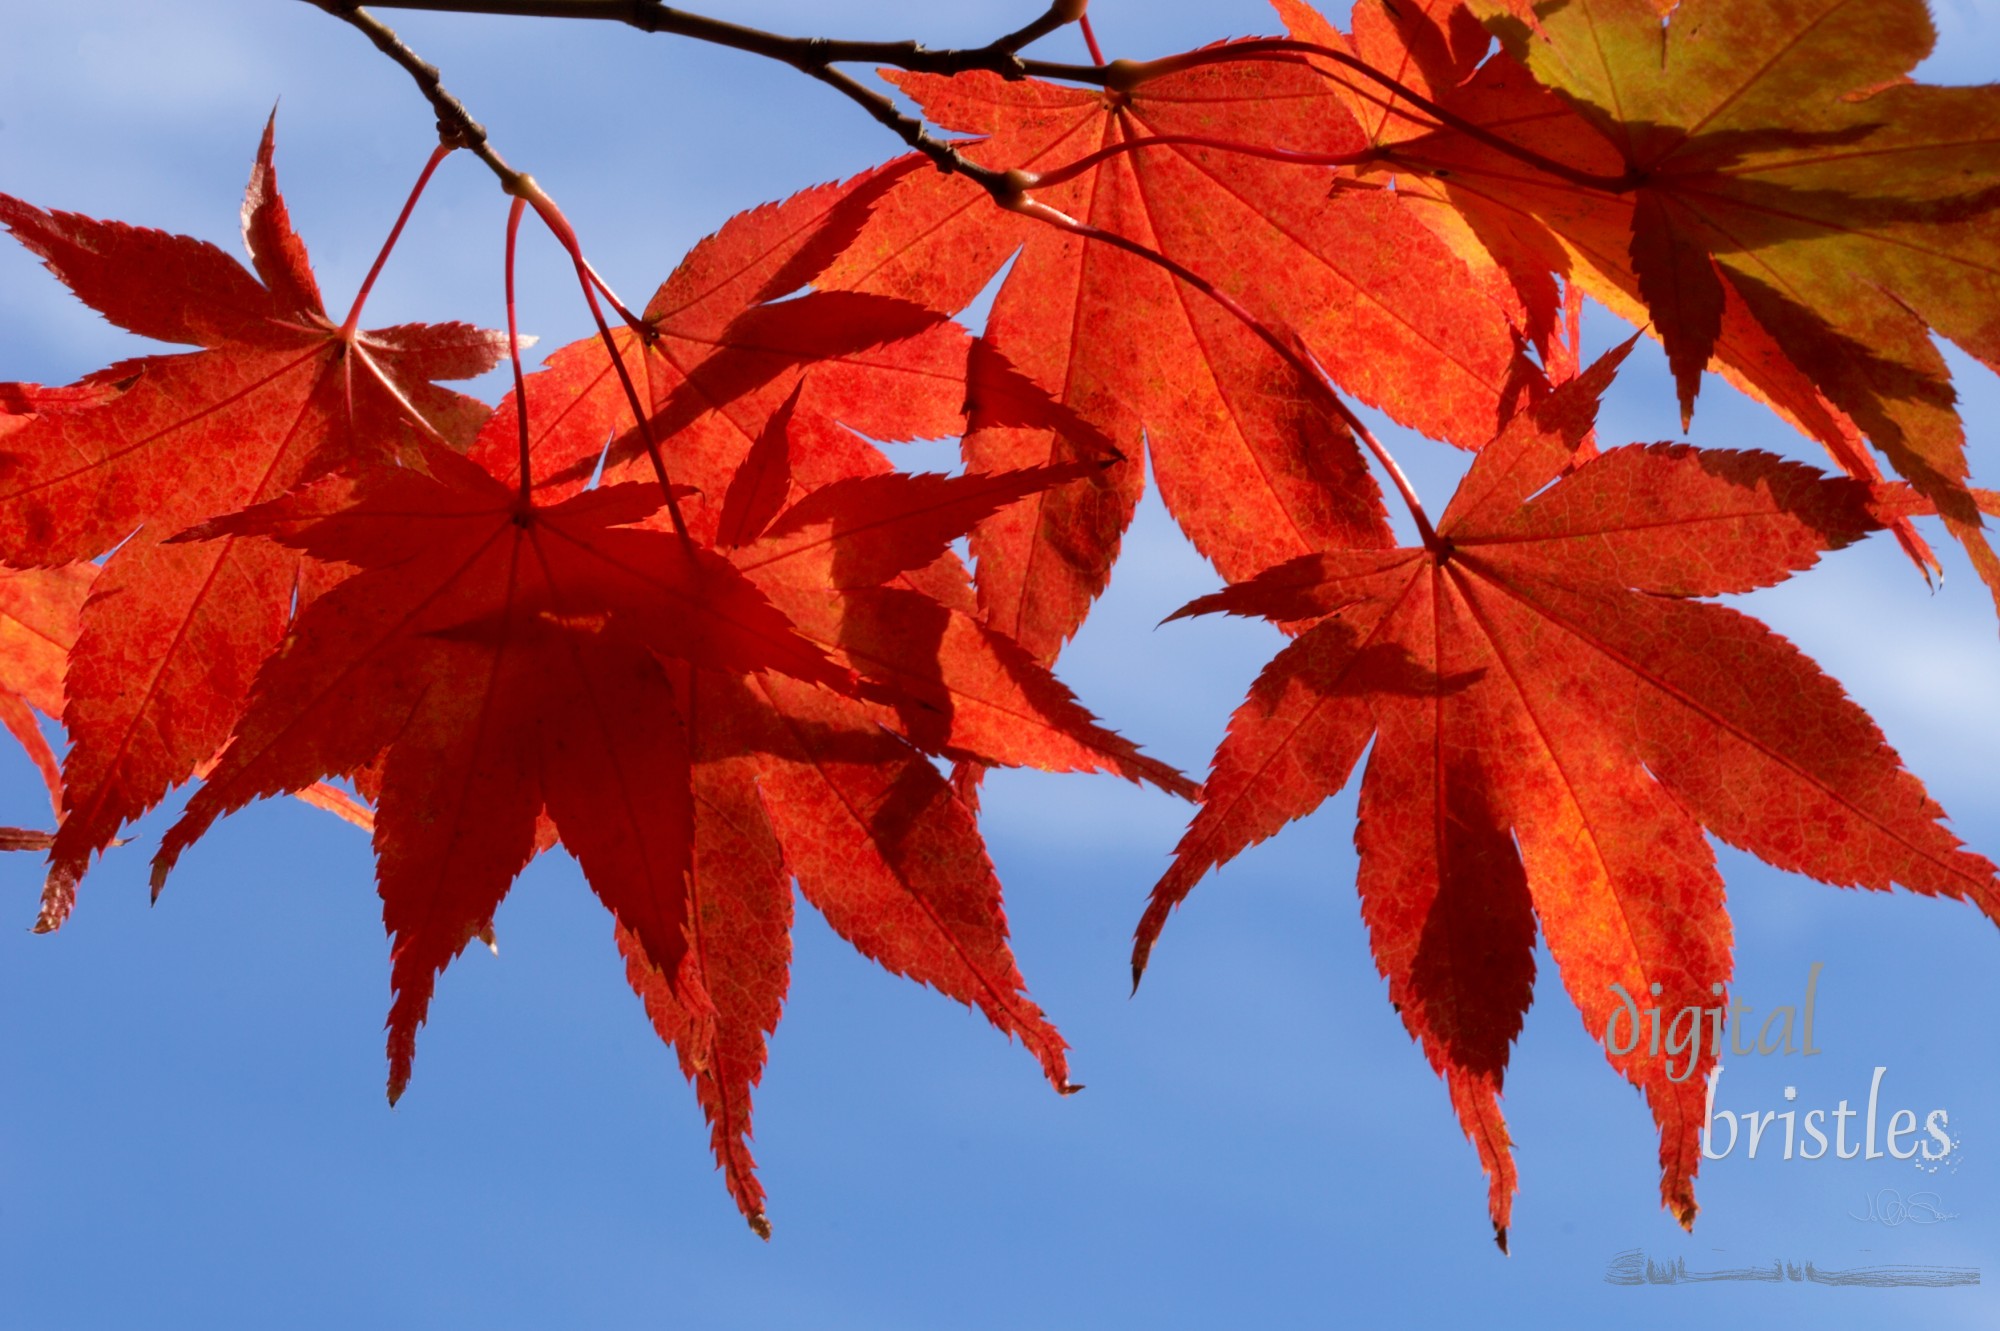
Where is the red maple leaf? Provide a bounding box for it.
[147,350,1181,1233]
[148,447,853,1099]
[600,405,1134,1232]
[0,117,505,926]
[1136,347,2000,1247]
[814,47,1530,664]
[602,372,1191,1235]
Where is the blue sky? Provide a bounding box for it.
[2,2,1997,1326]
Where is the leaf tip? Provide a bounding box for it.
[1669,1189,1698,1232]
[1493,1224,1509,1256]
[34,865,76,933]
[386,1031,416,1109]
[748,1212,773,1241]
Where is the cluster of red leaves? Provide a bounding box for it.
[0,118,1178,1239]
[3,0,1997,1245]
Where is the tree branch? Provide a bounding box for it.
[318,0,1636,196]
[331,0,1107,83]
[987,0,1088,55]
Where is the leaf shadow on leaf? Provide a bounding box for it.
[1654,126,2000,232]
[826,588,969,754]
[1350,636,1484,705]
[1643,121,1881,176]
[693,684,898,772]
[744,159,925,309]
[683,669,957,887]
[1402,94,1993,421]
[1473,103,2000,241]
[1405,774,1536,1082]
[865,756,958,873]
[1717,267,1968,494]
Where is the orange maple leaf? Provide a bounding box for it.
[1137,347,1999,1246]
[1280,0,2000,604]
[814,49,1525,663]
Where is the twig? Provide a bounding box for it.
[988,0,1088,55]
[337,0,1102,81]
[321,1,1635,197]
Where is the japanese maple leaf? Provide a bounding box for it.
[0,117,505,927]
[149,401,1166,1235]
[1135,347,2000,1247]
[1278,0,2000,604]
[598,396,1176,1234]
[817,47,1527,664]
[149,447,851,1100]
